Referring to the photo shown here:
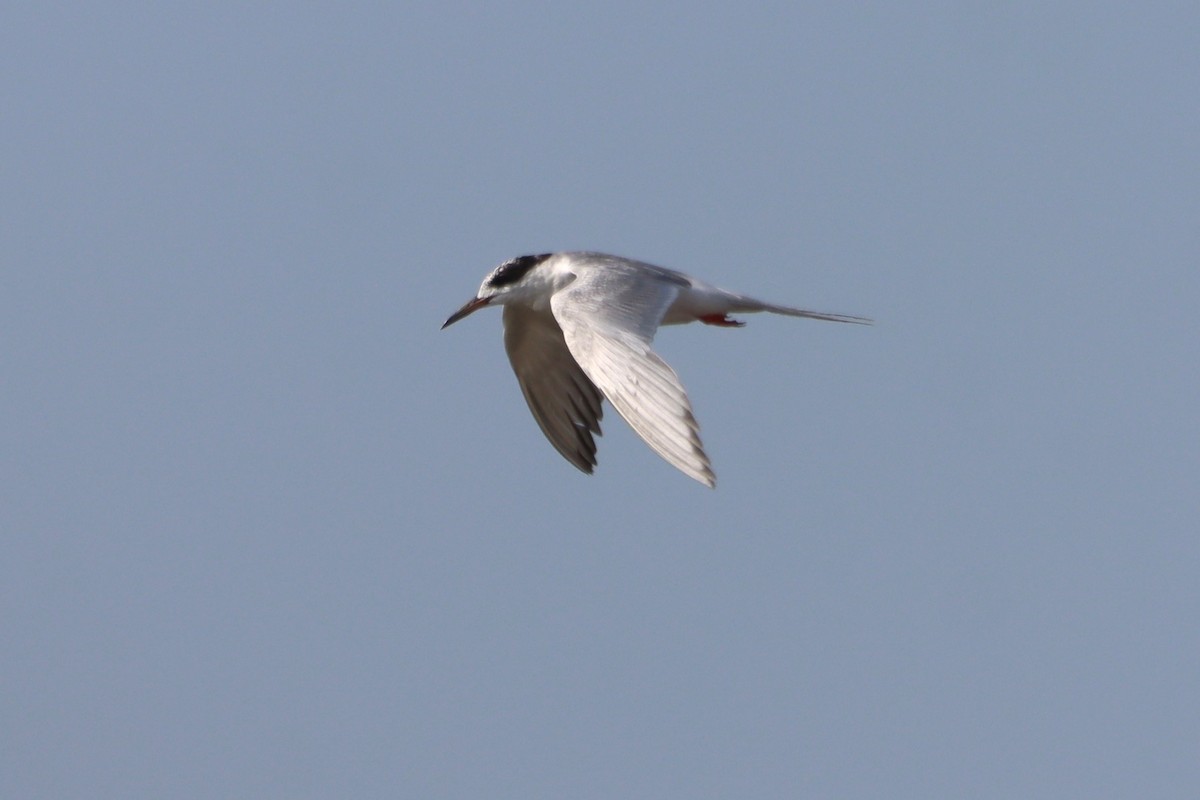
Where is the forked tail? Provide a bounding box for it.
[751,301,873,325]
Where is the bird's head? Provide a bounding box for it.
[442,253,555,328]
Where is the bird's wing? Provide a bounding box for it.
[503,303,605,474]
[550,264,715,488]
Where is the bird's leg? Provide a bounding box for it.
[698,313,745,327]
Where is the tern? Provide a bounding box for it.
[442,252,869,488]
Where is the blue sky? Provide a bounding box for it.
[3,3,1198,797]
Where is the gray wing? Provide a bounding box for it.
[550,263,716,488]
[503,304,605,473]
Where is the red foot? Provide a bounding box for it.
[698,313,745,327]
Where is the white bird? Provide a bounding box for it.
[442,252,869,488]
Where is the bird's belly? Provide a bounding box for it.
[660,308,695,326]
[661,285,734,325]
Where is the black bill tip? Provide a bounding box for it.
[442,296,491,329]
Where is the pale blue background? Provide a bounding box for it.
[4,3,1198,798]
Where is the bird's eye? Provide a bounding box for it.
[487,253,552,288]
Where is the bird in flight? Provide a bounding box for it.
[443,252,869,487]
